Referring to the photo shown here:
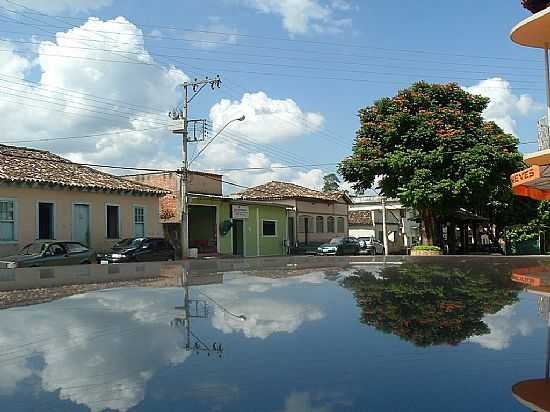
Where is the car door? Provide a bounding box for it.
[42,243,68,266]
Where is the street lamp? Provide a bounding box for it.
[189,115,246,165]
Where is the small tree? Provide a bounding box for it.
[322,173,341,192]
[338,82,522,246]
[522,0,550,13]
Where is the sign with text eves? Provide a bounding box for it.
[232,205,249,219]
[511,166,541,187]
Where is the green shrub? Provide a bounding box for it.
[412,245,442,252]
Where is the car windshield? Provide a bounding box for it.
[329,238,344,244]
[19,243,47,255]
[115,238,145,249]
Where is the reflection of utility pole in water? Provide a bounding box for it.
[171,268,224,358]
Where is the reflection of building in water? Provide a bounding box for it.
[171,269,244,359]
[511,268,550,411]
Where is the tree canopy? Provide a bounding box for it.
[341,264,520,347]
[322,173,341,192]
[338,82,524,245]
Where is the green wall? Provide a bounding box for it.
[242,204,287,257]
[188,196,288,257]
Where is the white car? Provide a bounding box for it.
[358,237,385,255]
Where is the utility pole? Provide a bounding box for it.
[381,197,389,256]
[170,76,221,259]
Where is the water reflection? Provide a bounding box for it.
[511,268,550,411]
[0,269,327,411]
[342,264,521,346]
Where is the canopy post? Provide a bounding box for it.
[545,45,550,135]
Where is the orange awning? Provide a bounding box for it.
[511,165,550,200]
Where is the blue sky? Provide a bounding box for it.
[0,0,545,191]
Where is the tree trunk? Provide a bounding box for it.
[447,223,457,254]
[420,208,441,246]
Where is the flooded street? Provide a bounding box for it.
[0,257,549,411]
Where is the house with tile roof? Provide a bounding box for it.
[234,181,352,247]
[0,145,168,257]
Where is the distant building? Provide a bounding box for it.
[233,181,352,246]
[0,145,166,257]
[349,196,419,254]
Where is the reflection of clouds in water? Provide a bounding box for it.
[278,391,352,412]
[212,299,324,339]
[0,271,329,411]
[0,289,188,412]
[203,273,326,338]
[469,304,540,350]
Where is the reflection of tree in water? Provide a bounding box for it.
[342,265,521,347]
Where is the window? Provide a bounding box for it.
[64,243,89,254]
[0,199,15,241]
[133,206,145,237]
[38,202,54,240]
[106,205,120,239]
[337,217,345,233]
[327,216,335,233]
[262,220,277,237]
[316,216,324,233]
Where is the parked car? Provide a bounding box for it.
[0,241,94,268]
[97,237,175,264]
[317,237,360,256]
[358,237,385,255]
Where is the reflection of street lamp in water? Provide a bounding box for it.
[198,290,247,322]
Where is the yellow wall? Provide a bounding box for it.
[0,185,162,257]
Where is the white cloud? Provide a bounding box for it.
[184,17,239,49]
[0,0,112,13]
[238,0,352,35]
[0,17,188,170]
[209,91,324,143]
[469,304,540,350]
[192,91,327,192]
[464,77,542,136]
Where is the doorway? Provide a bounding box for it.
[232,219,244,256]
[189,205,217,254]
[288,217,295,247]
[73,204,90,246]
[38,202,54,240]
[304,216,310,245]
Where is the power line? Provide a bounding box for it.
[0,125,171,144]
[0,151,176,172]
[1,38,545,87]
[0,3,541,63]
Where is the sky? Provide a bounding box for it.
[0,0,546,193]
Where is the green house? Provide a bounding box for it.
[188,195,289,257]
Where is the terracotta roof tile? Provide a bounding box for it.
[0,145,168,195]
[349,210,373,225]
[234,181,350,202]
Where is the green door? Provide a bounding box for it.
[73,204,90,246]
[232,220,244,256]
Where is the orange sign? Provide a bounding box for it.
[512,273,542,287]
[511,166,541,187]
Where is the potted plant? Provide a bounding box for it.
[522,0,550,13]
[410,245,442,256]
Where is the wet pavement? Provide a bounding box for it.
[0,257,549,411]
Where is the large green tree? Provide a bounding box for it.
[342,264,520,347]
[338,82,523,246]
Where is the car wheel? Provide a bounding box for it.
[81,260,91,265]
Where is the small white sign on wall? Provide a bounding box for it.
[232,205,249,219]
